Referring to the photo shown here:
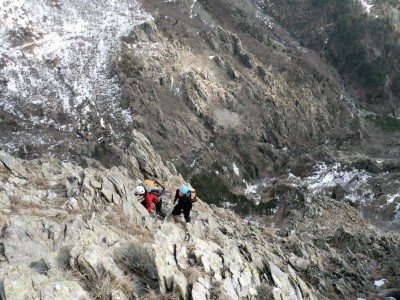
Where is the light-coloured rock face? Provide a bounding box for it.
[0,149,399,299]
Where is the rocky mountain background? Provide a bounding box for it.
[1,0,400,299]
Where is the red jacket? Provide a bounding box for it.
[143,193,158,212]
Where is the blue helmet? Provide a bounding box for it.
[179,185,190,194]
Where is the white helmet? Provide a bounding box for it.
[134,186,145,195]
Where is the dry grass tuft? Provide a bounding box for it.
[210,281,230,300]
[140,287,181,300]
[62,267,87,284]
[90,273,134,299]
[105,206,154,244]
[256,284,274,300]
[260,227,276,237]
[354,252,368,261]
[32,177,49,188]
[9,195,43,215]
[183,265,207,286]
[0,212,9,227]
[8,199,70,222]
[324,263,339,274]
[8,194,22,206]
[105,205,128,229]
[369,265,398,289]
[186,242,196,252]
[62,266,135,300]
[140,289,159,300]
[369,268,383,281]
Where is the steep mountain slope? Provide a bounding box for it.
[0,150,399,299]
[120,0,400,229]
[1,0,400,232]
[1,0,350,170]
[1,0,400,299]
[264,0,400,115]
[119,0,349,185]
[0,0,151,160]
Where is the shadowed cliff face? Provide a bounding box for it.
[118,0,349,180]
[262,0,400,115]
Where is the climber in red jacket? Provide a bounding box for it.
[134,186,166,218]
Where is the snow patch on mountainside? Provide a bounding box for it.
[359,0,374,14]
[301,162,372,203]
[0,0,152,134]
[242,162,374,206]
[255,0,275,29]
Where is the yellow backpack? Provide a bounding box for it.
[142,179,163,196]
[188,185,197,202]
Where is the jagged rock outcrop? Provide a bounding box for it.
[116,10,347,182]
[0,150,399,299]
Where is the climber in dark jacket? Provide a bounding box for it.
[171,185,192,222]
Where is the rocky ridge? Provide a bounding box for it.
[0,147,399,300]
